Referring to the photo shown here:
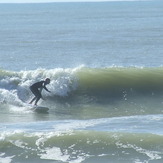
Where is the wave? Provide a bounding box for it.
[1,66,163,118]
[77,66,163,93]
[0,130,163,163]
[1,66,163,97]
[0,67,79,104]
[1,115,163,162]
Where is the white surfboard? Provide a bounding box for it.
[24,104,49,113]
[33,105,49,113]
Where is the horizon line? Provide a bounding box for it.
[0,0,152,4]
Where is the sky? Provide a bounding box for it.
[0,0,147,3]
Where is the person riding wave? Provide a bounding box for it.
[29,78,51,105]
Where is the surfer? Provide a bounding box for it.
[29,78,51,105]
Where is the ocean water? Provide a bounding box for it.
[0,1,163,163]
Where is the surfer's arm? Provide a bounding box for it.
[43,85,51,93]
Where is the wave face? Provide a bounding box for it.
[1,66,163,119]
[76,67,163,95]
[0,116,163,163]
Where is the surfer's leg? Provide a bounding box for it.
[34,97,41,105]
[29,97,36,104]
[34,91,42,105]
[29,87,40,104]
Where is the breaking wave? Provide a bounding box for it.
[1,66,163,118]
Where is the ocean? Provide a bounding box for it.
[0,0,163,162]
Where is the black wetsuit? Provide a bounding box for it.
[30,81,50,104]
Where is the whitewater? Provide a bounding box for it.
[0,0,163,163]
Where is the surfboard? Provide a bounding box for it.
[24,104,49,113]
[33,106,49,113]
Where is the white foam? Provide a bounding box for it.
[116,142,162,161]
[20,67,79,97]
[40,147,69,161]
[40,146,88,163]
[0,153,15,163]
[0,89,24,106]
[53,119,107,132]
[69,156,87,163]
[0,67,80,107]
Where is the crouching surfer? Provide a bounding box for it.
[29,78,51,106]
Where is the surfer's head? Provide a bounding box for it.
[45,78,50,84]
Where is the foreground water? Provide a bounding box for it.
[0,1,163,163]
[1,67,163,162]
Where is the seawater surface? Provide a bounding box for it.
[0,1,163,163]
